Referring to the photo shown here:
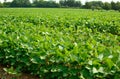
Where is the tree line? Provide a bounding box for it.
[0,0,120,11]
[83,1,120,11]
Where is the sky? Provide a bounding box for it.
[0,0,120,4]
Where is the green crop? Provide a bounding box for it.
[0,8,120,79]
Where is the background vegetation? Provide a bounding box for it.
[0,0,120,11]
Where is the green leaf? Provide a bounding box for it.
[3,67,20,76]
[93,67,98,74]
[105,58,114,69]
[98,54,103,61]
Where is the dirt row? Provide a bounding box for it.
[0,64,39,79]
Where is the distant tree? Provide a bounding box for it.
[59,0,81,7]
[84,1,103,9]
[45,1,60,8]
[66,0,75,7]
[91,6,95,11]
[32,0,60,8]
[111,1,120,10]
[111,1,116,10]
[11,0,31,7]
[115,2,120,10]
[83,1,120,11]
[3,2,11,7]
[74,1,82,7]
[0,2,3,7]
[59,0,67,7]
[102,2,111,10]
[0,0,119,10]
[84,2,92,9]
[32,0,43,7]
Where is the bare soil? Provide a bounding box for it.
[0,64,39,79]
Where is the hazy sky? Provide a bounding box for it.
[0,0,119,4]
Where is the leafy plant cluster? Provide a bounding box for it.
[0,9,120,79]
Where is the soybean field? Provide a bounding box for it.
[0,8,120,79]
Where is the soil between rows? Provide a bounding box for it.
[0,64,39,79]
